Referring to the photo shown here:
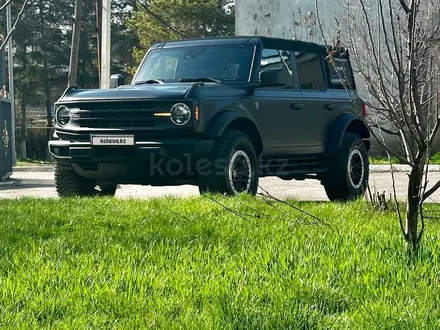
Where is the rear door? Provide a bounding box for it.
[253,48,306,155]
[294,51,342,154]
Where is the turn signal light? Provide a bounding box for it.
[154,112,171,117]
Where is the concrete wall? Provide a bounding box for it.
[235,0,339,41]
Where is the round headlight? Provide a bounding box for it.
[170,103,191,126]
[56,106,70,126]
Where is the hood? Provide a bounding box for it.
[58,82,253,104]
[59,83,194,103]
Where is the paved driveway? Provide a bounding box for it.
[2,166,440,202]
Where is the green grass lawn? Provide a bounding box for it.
[369,152,440,165]
[1,197,440,329]
[15,158,53,167]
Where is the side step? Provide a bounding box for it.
[258,157,326,179]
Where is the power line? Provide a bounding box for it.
[136,0,193,39]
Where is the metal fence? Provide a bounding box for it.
[0,99,12,181]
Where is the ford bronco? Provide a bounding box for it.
[49,36,370,200]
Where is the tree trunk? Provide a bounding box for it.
[96,0,102,86]
[68,0,83,88]
[17,98,27,159]
[405,153,426,256]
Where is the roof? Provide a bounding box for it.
[154,36,330,54]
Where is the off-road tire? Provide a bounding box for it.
[322,133,369,201]
[198,130,259,196]
[55,165,97,197]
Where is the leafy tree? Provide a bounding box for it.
[129,0,235,69]
[10,0,73,157]
[1,0,138,158]
[111,0,140,81]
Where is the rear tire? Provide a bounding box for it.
[198,130,259,196]
[322,133,369,201]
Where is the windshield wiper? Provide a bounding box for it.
[179,77,222,84]
[135,79,164,85]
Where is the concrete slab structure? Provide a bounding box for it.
[235,0,339,41]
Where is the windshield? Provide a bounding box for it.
[134,45,255,83]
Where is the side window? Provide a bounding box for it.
[260,48,293,88]
[295,52,326,90]
[328,57,355,89]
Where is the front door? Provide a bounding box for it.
[253,49,306,156]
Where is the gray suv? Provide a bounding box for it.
[49,36,370,200]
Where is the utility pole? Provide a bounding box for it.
[96,0,102,86]
[6,3,16,165]
[68,0,83,87]
[101,0,111,89]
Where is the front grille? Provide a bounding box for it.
[71,101,157,129]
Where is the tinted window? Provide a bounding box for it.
[328,57,355,89]
[135,46,254,83]
[295,52,326,90]
[260,49,293,88]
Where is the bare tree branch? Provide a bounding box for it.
[317,0,440,253]
[201,193,250,221]
[0,0,30,52]
[0,0,13,12]
[399,0,411,14]
[258,185,330,227]
[422,180,440,202]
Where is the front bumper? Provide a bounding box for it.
[48,138,214,161]
[48,138,215,185]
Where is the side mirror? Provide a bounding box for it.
[110,74,125,89]
[259,68,285,87]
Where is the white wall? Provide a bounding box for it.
[235,0,340,42]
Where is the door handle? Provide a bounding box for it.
[324,103,336,110]
[290,103,304,110]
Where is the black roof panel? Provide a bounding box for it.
[157,36,329,53]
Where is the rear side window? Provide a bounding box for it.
[260,49,293,88]
[295,52,326,90]
[328,57,355,89]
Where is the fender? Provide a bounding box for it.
[204,110,263,153]
[205,110,251,138]
[325,113,370,156]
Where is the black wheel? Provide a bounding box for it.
[322,133,369,201]
[54,165,96,197]
[198,130,259,196]
[55,166,118,197]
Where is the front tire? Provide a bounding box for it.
[198,130,259,196]
[55,165,96,197]
[54,165,117,197]
[322,133,369,201]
